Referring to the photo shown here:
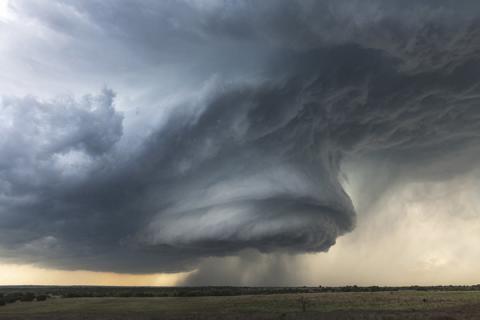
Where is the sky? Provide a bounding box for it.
[1,0,480,286]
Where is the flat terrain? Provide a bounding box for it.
[1,291,480,319]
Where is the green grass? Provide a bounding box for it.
[1,291,480,319]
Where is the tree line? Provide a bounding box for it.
[1,285,480,305]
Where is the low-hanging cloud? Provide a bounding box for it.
[1,0,480,275]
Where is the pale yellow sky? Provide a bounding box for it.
[0,264,189,286]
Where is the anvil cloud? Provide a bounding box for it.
[1,0,480,274]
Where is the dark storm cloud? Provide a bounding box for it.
[1,0,480,273]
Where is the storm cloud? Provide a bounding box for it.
[1,0,480,274]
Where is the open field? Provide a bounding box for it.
[1,290,480,319]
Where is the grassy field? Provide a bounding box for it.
[1,290,480,319]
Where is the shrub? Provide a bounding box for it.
[36,295,48,302]
[133,292,154,297]
[0,299,5,306]
[4,292,22,303]
[20,292,36,302]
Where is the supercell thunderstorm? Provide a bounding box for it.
[1,0,480,273]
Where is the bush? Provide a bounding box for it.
[20,292,35,302]
[0,299,5,306]
[133,292,154,297]
[36,295,48,302]
[4,292,22,304]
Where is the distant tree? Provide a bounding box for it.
[0,299,5,306]
[36,295,48,302]
[20,292,35,302]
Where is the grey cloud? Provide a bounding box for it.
[1,0,480,275]
[0,88,122,173]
